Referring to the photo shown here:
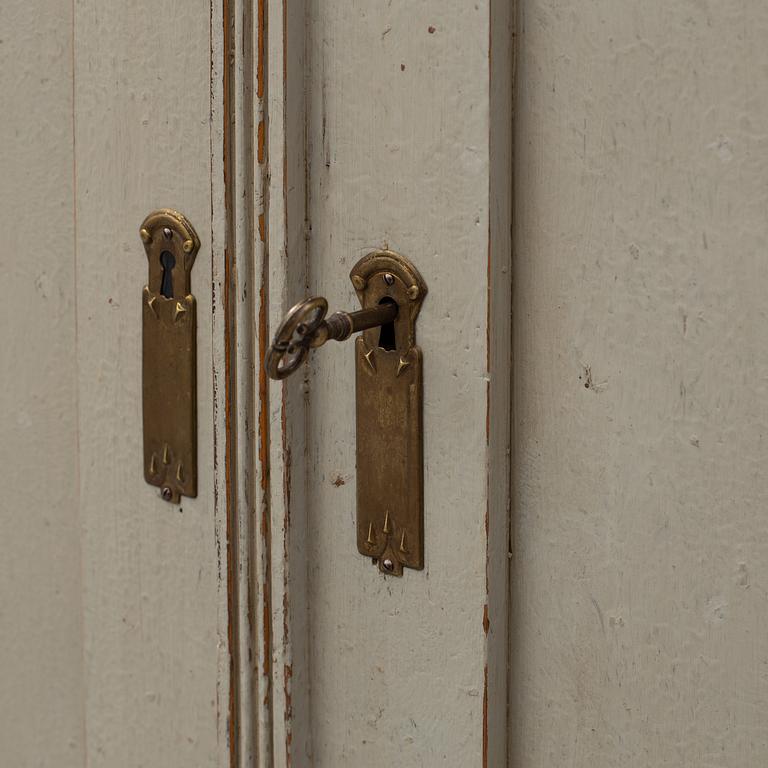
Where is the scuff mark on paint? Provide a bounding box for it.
[590,595,606,635]
[708,135,733,163]
[580,364,607,393]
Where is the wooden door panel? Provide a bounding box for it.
[291,2,513,765]
[2,3,232,765]
[72,2,227,765]
[512,2,768,765]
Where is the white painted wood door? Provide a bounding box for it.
[1,0,238,765]
[261,2,512,766]
[1,1,511,767]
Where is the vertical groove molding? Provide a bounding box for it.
[266,0,311,766]
[487,0,514,765]
[212,0,261,764]
[210,0,237,763]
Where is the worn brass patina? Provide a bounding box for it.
[352,251,426,576]
[264,249,427,576]
[139,209,199,504]
[265,296,398,379]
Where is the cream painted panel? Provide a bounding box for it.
[74,2,225,765]
[0,2,84,765]
[513,1,768,766]
[303,2,511,766]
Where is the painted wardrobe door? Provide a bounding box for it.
[73,1,230,765]
[289,2,513,766]
[512,2,768,766]
[2,2,245,765]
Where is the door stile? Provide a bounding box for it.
[265,1,312,765]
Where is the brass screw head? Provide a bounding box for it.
[351,275,366,291]
[139,228,152,244]
[407,284,420,300]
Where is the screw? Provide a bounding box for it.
[161,486,173,501]
[163,227,173,240]
[383,273,395,286]
[383,558,394,572]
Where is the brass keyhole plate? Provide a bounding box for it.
[351,250,427,576]
[139,209,200,504]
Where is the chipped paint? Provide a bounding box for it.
[221,0,241,763]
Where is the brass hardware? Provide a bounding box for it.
[140,209,200,504]
[265,249,427,576]
[265,297,398,379]
[352,250,426,576]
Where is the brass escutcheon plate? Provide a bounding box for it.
[352,250,427,576]
[140,209,199,503]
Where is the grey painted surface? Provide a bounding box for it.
[73,1,224,764]
[0,2,85,765]
[0,1,230,765]
[302,2,512,765]
[512,2,768,765]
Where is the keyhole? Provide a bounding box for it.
[160,251,176,298]
[377,297,398,351]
